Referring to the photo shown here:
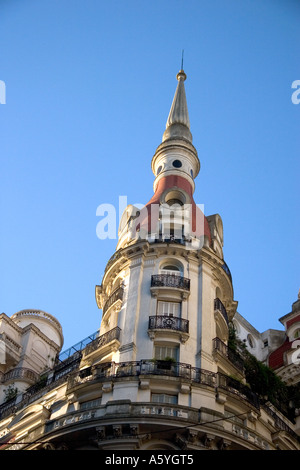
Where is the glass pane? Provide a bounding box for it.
[154,346,178,361]
[152,393,178,404]
[157,301,180,316]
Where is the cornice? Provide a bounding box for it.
[0,313,23,335]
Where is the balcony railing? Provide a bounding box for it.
[67,359,260,410]
[263,404,299,439]
[213,337,244,372]
[58,331,99,362]
[151,274,190,291]
[218,373,260,409]
[214,298,228,325]
[1,367,39,384]
[102,286,124,315]
[83,327,121,357]
[222,262,232,282]
[67,360,217,388]
[0,356,82,419]
[148,315,189,334]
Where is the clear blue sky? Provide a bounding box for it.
[0,0,299,351]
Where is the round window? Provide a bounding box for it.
[172,160,182,168]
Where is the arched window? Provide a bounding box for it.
[294,329,300,339]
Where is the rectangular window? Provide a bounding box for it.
[154,345,179,361]
[80,398,102,410]
[151,393,178,405]
[157,301,181,317]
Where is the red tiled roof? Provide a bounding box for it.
[268,337,292,369]
[135,175,211,242]
[286,314,300,329]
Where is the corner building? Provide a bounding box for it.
[0,70,299,451]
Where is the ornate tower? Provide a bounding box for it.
[94,68,238,381]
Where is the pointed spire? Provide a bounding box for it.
[162,69,193,143]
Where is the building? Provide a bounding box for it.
[0,70,299,451]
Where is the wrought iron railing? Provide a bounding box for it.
[103,286,124,315]
[214,298,229,324]
[67,360,217,388]
[83,327,121,356]
[262,404,299,439]
[67,359,260,410]
[58,331,99,362]
[213,337,244,371]
[151,274,190,291]
[222,262,232,282]
[217,373,260,409]
[148,315,189,334]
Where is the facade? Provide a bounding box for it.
[0,70,299,451]
[0,309,63,403]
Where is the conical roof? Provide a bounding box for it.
[162,70,193,143]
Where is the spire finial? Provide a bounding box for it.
[177,50,186,81]
[162,63,192,142]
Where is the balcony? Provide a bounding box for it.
[213,337,244,373]
[150,274,190,300]
[1,367,39,383]
[149,315,189,333]
[68,360,217,388]
[148,315,189,343]
[83,327,121,360]
[102,286,124,316]
[218,373,260,409]
[214,298,229,341]
[214,298,228,324]
[67,359,260,410]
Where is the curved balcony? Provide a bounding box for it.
[214,298,229,341]
[148,315,189,343]
[149,315,189,333]
[102,286,124,316]
[222,261,232,282]
[150,274,190,300]
[214,298,228,324]
[213,337,244,373]
[67,359,260,410]
[1,367,39,385]
[67,360,217,390]
[83,327,121,360]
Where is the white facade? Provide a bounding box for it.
[0,310,63,403]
